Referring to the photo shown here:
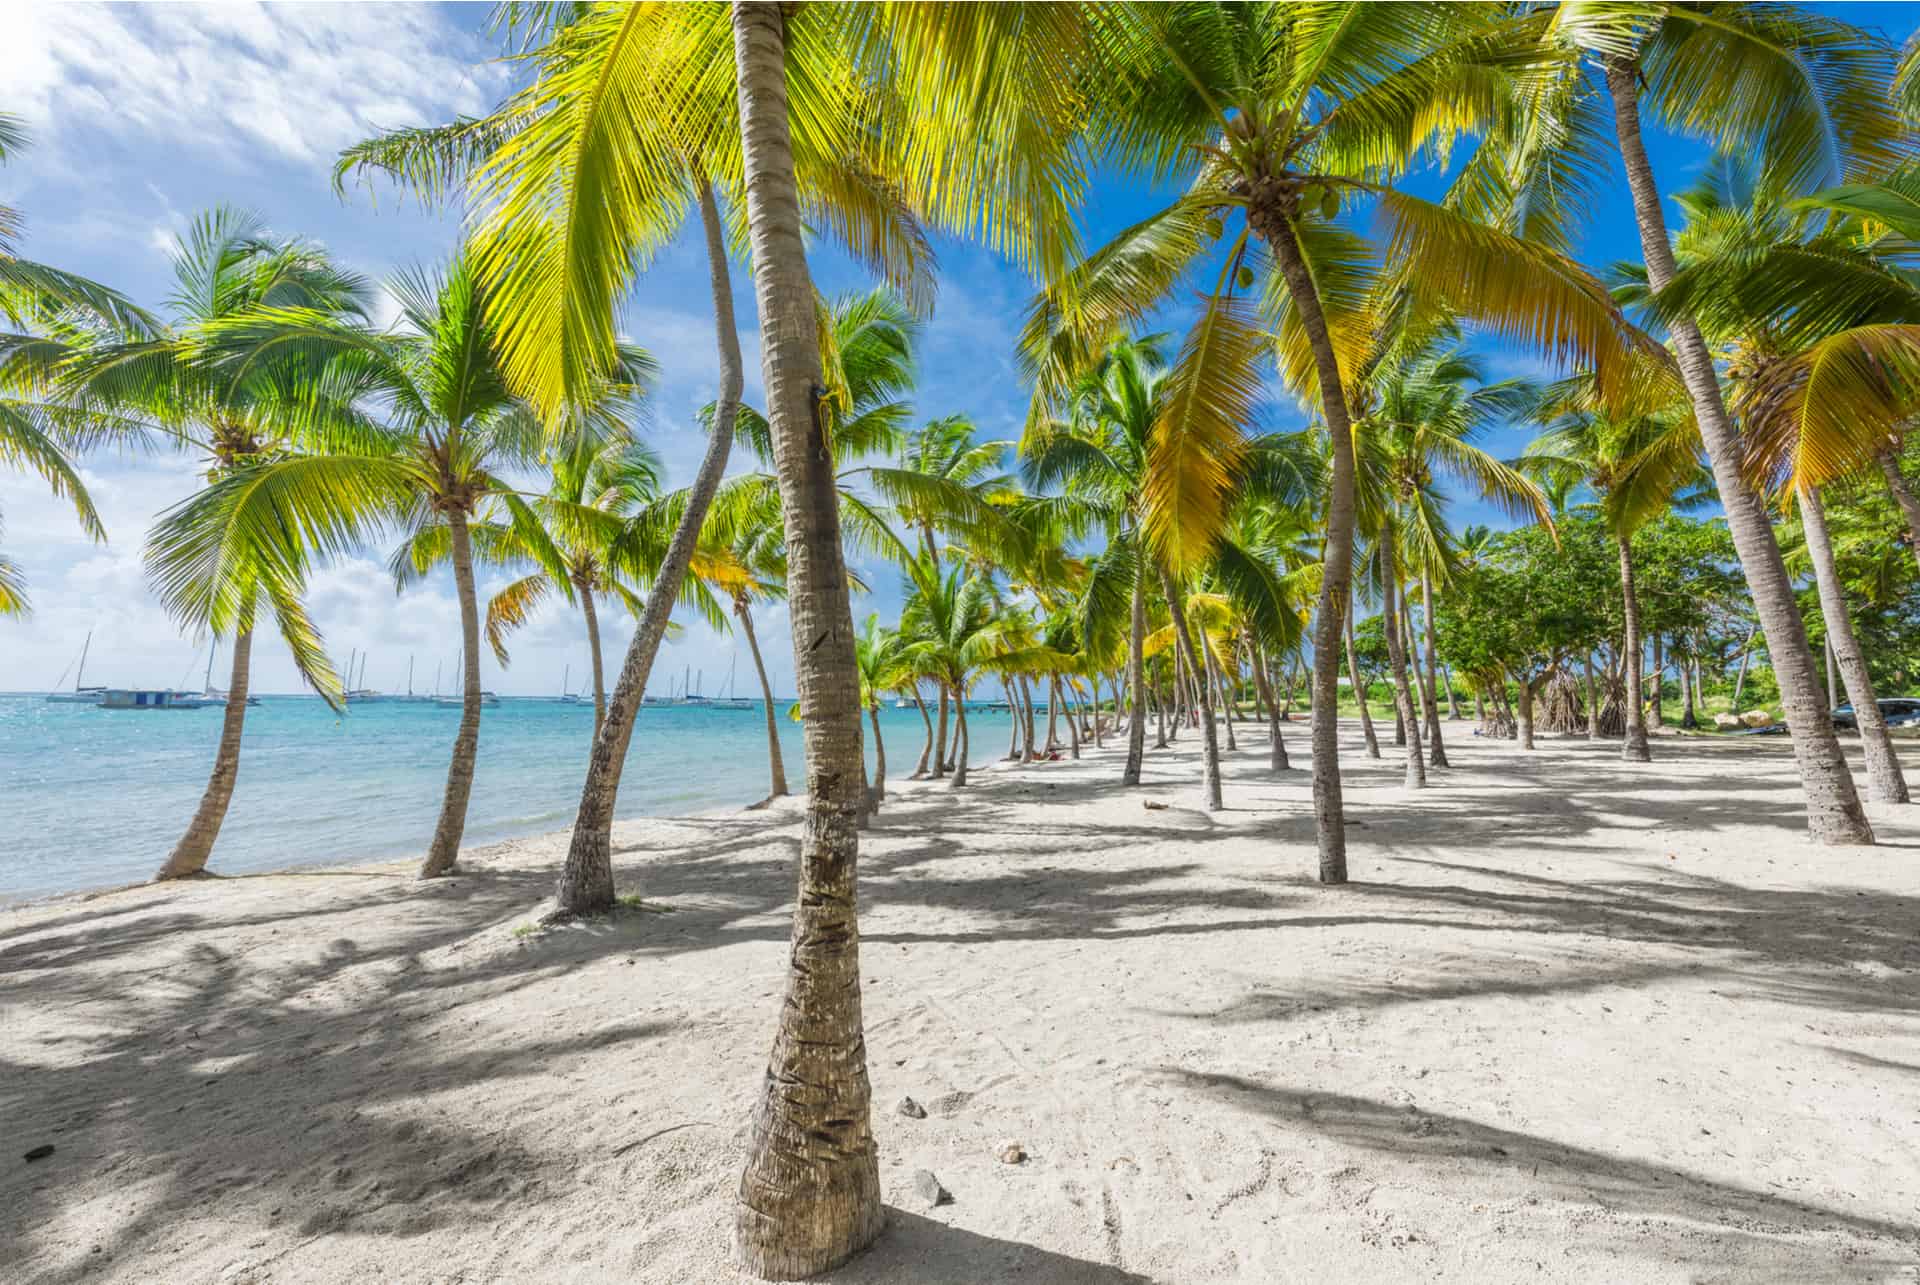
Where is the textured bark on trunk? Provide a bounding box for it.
[1584,654,1601,742]
[1262,214,1352,879]
[1345,602,1381,760]
[1876,448,1920,575]
[580,582,608,740]
[1518,677,1536,751]
[948,695,970,788]
[1732,629,1756,711]
[1618,535,1652,763]
[1160,568,1223,811]
[1379,532,1426,789]
[421,509,483,877]
[932,686,949,778]
[867,703,887,807]
[1605,56,1870,844]
[739,602,788,799]
[909,686,932,778]
[1801,485,1909,803]
[554,176,741,915]
[730,7,881,1272]
[1420,572,1448,767]
[1153,673,1168,748]
[156,627,253,880]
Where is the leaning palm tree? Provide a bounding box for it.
[1028,3,1663,880]
[1548,2,1903,843]
[398,430,662,738]
[52,208,370,880]
[200,250,557,879]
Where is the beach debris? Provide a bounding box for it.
[23,1144,54,1162]
[896,1096,926,1119]
[997,1139,1027,1165]
[1142,801,1169,811]
[911,1169,950,1207]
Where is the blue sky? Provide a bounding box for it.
[4,2,1915,697]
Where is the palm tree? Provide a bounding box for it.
[696,487,792,802]
[54,209,370,880]
[1553,2,1896,843]
[1029,4,1661,880]
[397,431,662,739]
[200,250,557,878]
[854,613,910,808]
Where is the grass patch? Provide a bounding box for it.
[617,893,676,914]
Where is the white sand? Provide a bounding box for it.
[5,720,1919,1283]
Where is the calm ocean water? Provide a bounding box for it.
[0,694,1015,904]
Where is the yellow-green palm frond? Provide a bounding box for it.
[0,548,26,617]
[0,398,106,540]
[1375,189,1674,410]
[484,572,557,666]
[1741,324,1920,492]
[1262,217,1381,403]
[1144,292,1262,575]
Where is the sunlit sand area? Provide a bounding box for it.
[8,728,1917,1283]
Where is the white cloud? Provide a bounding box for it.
[6,3,502,165]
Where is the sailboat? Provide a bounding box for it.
[45,631,107,704]
[712,653,755,710]
[182,640,260,709]
[682,665,710,707]
[343,650,383,703]
[432,648,500,707]
[558,663,586,704]
[394,655,433,703]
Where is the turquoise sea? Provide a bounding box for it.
[0,694,1015,905]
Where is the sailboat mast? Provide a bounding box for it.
[346,648,357,702]
[562,664,570,699]
[77,630,92,691]
[205,642,215,691]
[407,655,414,697]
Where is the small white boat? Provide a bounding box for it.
[101,688,208,710]
[710,655,755,709]
[558,664,586,704]
[46,631,106,704]
[433,691,501,708]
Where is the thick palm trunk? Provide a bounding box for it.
[156,627,253,880]
[1605,57,1870,844]
[1420,572,1448,767]
[1160,568,1222,811]
[1345,603,1381,760]
[580,582,608,739]
[555,176,742,914]
[948,694,971,788]
[1379,535,1426,789]
[422,509,483,877]
[1875,448,1920,575]
[867,704,887,807]
[730,7,881,1271]
[909,686,933,778]
[1802,485,1909,803]
[932,686,950,778]
[1264,212,1354,880]
[739,603,787,800]
[1617,535,1652,763]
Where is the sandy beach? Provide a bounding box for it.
[5,720,1919,1283]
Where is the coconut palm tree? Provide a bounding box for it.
[1028,3,1662,880]
[854,613,911,808]
[395,430,663,739]
[1550,2,1902,843]
[48,208,371,880]
[696,486,792,802]
[197,250,556,879]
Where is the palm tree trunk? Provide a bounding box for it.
[1044,671,1060,750]
[1584,654,1601,742]
[1650,633,1664,728]
[1345,601,1381,760]
[1020,675,1038,760]
[868,703,887,807]
[1265,211,1355,880]
[1618,534,1652,763]
[580,582,608,740]
[1801,485,1909,803]
[1203,632,1238,752]
[949,691,971,788]
[730,8,881,1271]
[1605,56,1871,845]
[1875,448,1920,575]
[422,508,483,877]
[1517,676,1537,751]
[1005,678,1022,760]
[738,602,787,799]
[932,685,950,778]
[1379,531,1426,789]
[555,175,742,915]
[1060,676,1082,759]
[155,627,253,880]
[1420,572,1449,768]
[1443,662,1463,719]
[1280,658,1300,720]
[1160,568,1223,811]
[910,685,933,778]
[1090,672,1104,748]
[1252,642,1289,770]
[1732,629,1757,711]
[1825,635,1839,710]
